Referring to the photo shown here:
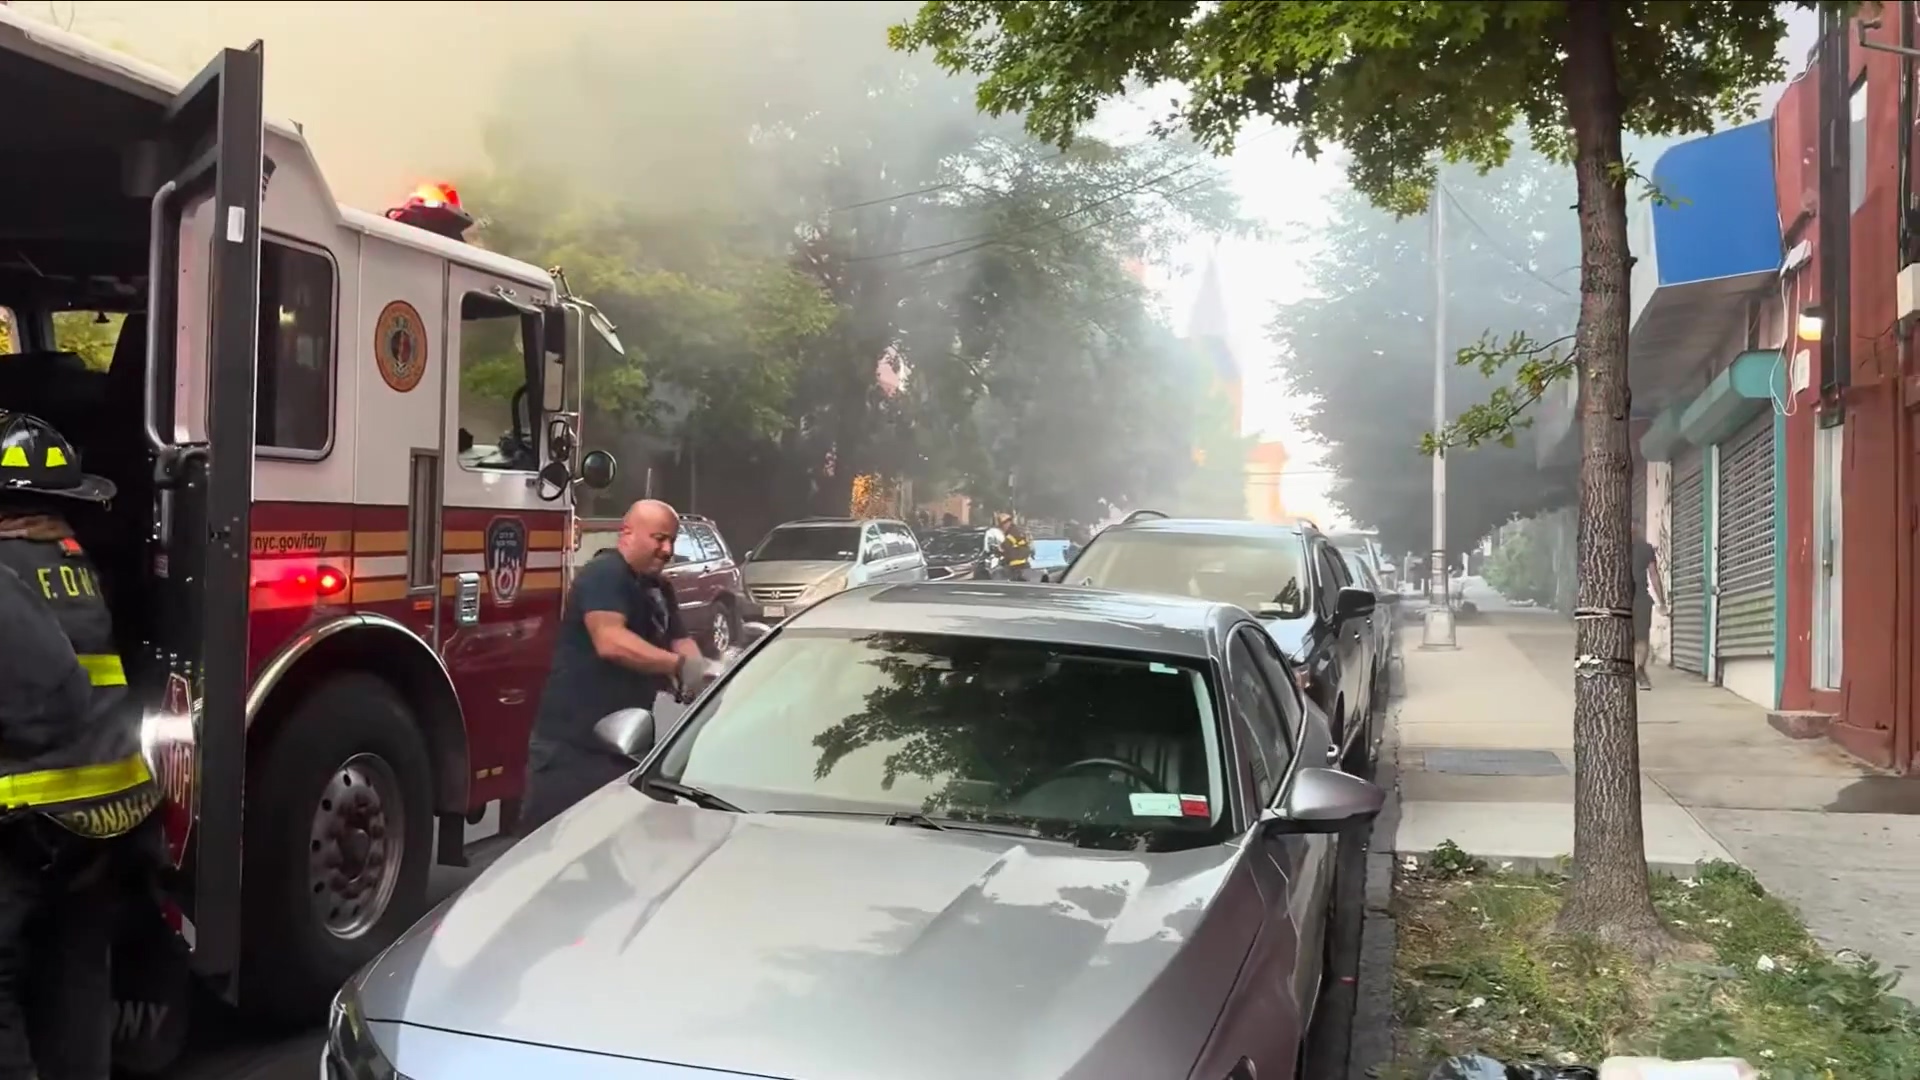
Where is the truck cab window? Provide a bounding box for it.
[457,292,538,472]
[257,241,335,454]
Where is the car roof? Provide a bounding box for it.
[1098,517,1308,541]
[772,517,901,529]
[784,582,1243,660]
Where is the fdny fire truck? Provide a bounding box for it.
[0,12,620,1067]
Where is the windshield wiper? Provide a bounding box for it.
[767,808,1068,842]
[639,777,744,813]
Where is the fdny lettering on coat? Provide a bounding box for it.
[486,517,528,607]
[35,560,99,601]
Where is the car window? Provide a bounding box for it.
[861,528,889,563]
[1340,549,1379,591]
[1226,631,1291,804]
[1068,529,1309,617]
[693,525,727,562]
[925,529,988,558]
[883,523,917,557]
[753,525,861,563]
[1312,542,1344,619]
[672,530,704,564]
[1244,627,1306,749]
[654,630,1229,851]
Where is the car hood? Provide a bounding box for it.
[741,560,851,588]
[358,786,1246,1080]
[923,550,979,567]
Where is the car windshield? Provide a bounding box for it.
[1065,530,1310,618]
[652,629,1228,852]
[1031,539,1072,568]
[752,525,860,563]
[924,529,987,558]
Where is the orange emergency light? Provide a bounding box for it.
[386,181,475,241]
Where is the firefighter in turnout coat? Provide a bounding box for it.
[0,412,159,1080]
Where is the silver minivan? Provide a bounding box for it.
[740,516,927,621]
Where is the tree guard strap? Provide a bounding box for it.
[1572,606,1633,620]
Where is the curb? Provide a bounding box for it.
[1347,708,1401,1080]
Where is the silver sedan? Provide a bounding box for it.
[324,582,1383,1080]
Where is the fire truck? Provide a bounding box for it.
[0,12,619,1068]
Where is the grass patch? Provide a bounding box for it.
[1390,849,1920,1079]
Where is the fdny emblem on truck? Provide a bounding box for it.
[373,300,428,394]
[486,517,528,607]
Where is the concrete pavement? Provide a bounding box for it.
[1392,600,1920,997]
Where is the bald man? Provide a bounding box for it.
[520,500,713,834]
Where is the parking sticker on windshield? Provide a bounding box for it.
[1128,793,1183,817]
[1148,662,1178,675]
[1178,794,1210,818]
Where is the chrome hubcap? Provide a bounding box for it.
[712,614,731,652]
[309,753,404,940]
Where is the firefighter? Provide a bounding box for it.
[0,411,159,1080]
[999,514,1034,583]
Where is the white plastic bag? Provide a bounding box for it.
[1598,1059,1759,1080]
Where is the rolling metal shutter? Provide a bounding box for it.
[1715,417,1776,660]
[1669,451,1708,674]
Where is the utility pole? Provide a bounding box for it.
[1423,184,1458,649]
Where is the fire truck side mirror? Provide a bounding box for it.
[579,449,617,490]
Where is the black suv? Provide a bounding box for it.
[1051,516,1382,773]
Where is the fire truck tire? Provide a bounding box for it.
[240,673,435,1023]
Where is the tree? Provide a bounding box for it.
[468,1,1250,532]
[892,0,1835,954]
[1270,147,1581,556]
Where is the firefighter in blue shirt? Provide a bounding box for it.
[0,412,158,1080]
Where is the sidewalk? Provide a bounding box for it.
[1392,606,1920,997]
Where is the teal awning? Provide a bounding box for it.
[1676,349,1781,449]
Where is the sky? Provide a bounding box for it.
[20,0,1818,530]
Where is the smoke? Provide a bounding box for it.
[28,1,969,215]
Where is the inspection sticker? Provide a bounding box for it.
[1178,794,1210,818]
[1128,793,1184,817]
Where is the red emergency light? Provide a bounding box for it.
[292,565,349,599]
[386,182,474,241]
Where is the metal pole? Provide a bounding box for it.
[1423,184,1458,649]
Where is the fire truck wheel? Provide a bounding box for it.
[240,673,435,1023]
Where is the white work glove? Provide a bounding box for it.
[675,654,720,703]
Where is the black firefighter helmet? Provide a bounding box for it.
[0,411,114,504]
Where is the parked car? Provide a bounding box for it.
[739,516,927,621]
[922,525,993,581]
[1055,517,1380,773]
[325,582,1383,1080]
[1336,547,1396,702]
[574,514,746,657]
[1328,530,1395,592]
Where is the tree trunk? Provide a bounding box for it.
[1554,0,1670,954]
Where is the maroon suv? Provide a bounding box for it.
[573,513,747,656]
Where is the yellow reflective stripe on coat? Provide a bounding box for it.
[76,653,126,687]
[0,751,152,810]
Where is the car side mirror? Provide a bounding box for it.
[1260,767,1384,836]
[594,708,656,759]
[538,460,573,496]
[579,449,617,490]
[1334,586,1376,622]
[739,621,771,646]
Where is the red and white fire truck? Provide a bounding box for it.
[0,12,620,1068]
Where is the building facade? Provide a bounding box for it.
[1541,9,1920,771]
